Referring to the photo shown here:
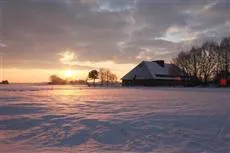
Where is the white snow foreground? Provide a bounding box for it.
[0,85,230,153]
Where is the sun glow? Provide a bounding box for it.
[64,69,76,78]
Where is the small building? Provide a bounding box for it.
[121,60,183,86]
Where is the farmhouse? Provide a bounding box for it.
[121,60,183,86]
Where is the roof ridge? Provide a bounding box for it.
[143,61,156,78]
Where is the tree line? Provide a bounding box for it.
[48,75,86,85]
[49,68,118,86]
[88,68,118,86]
[173,36,230,86]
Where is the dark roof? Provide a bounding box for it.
[122,61,182,80]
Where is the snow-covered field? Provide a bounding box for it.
[0,85,230,153]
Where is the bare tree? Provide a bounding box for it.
[105,69,111,86]
[111,73,118,84]
[173,51,194,77]
[99,68,106,86]
[219,37,230,76]
[174,41,219,85]
[98,68,118,86]
[198,41,218,84]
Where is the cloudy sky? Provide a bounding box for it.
[0,0,230,82]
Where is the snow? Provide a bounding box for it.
[121,61,153,80]
[144,61,177,78]
[122,61,181,80]
[1,85,230,153]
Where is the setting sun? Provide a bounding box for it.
[64,69,76,78]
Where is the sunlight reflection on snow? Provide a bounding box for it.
[0,85,230,152]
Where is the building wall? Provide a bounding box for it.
[122,79,182,86]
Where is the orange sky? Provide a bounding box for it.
[1,62,135,83]
[0,50,138,83]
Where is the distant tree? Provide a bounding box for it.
[173,51,193,77]
[69,79,87,85]
[174,36,230,86]
[174,41,219,85]
[88,70,99,86]
[110,73,118,84]
[173,51,195,86]
[99,68,107,86]
[105,69,112,86]
[1,80,9,84]
[49,75,66,85]
[219,37,230,77]
[190,47,199,78]
[98,68,119,86]
[198,41,218,84]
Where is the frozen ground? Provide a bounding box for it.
[0,85,230,153]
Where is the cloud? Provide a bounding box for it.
[158,25,198,43]
[59,50,76,65]
[0,43,7,48]
[1,0,230,70]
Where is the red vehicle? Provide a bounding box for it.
[219,79,227,87]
